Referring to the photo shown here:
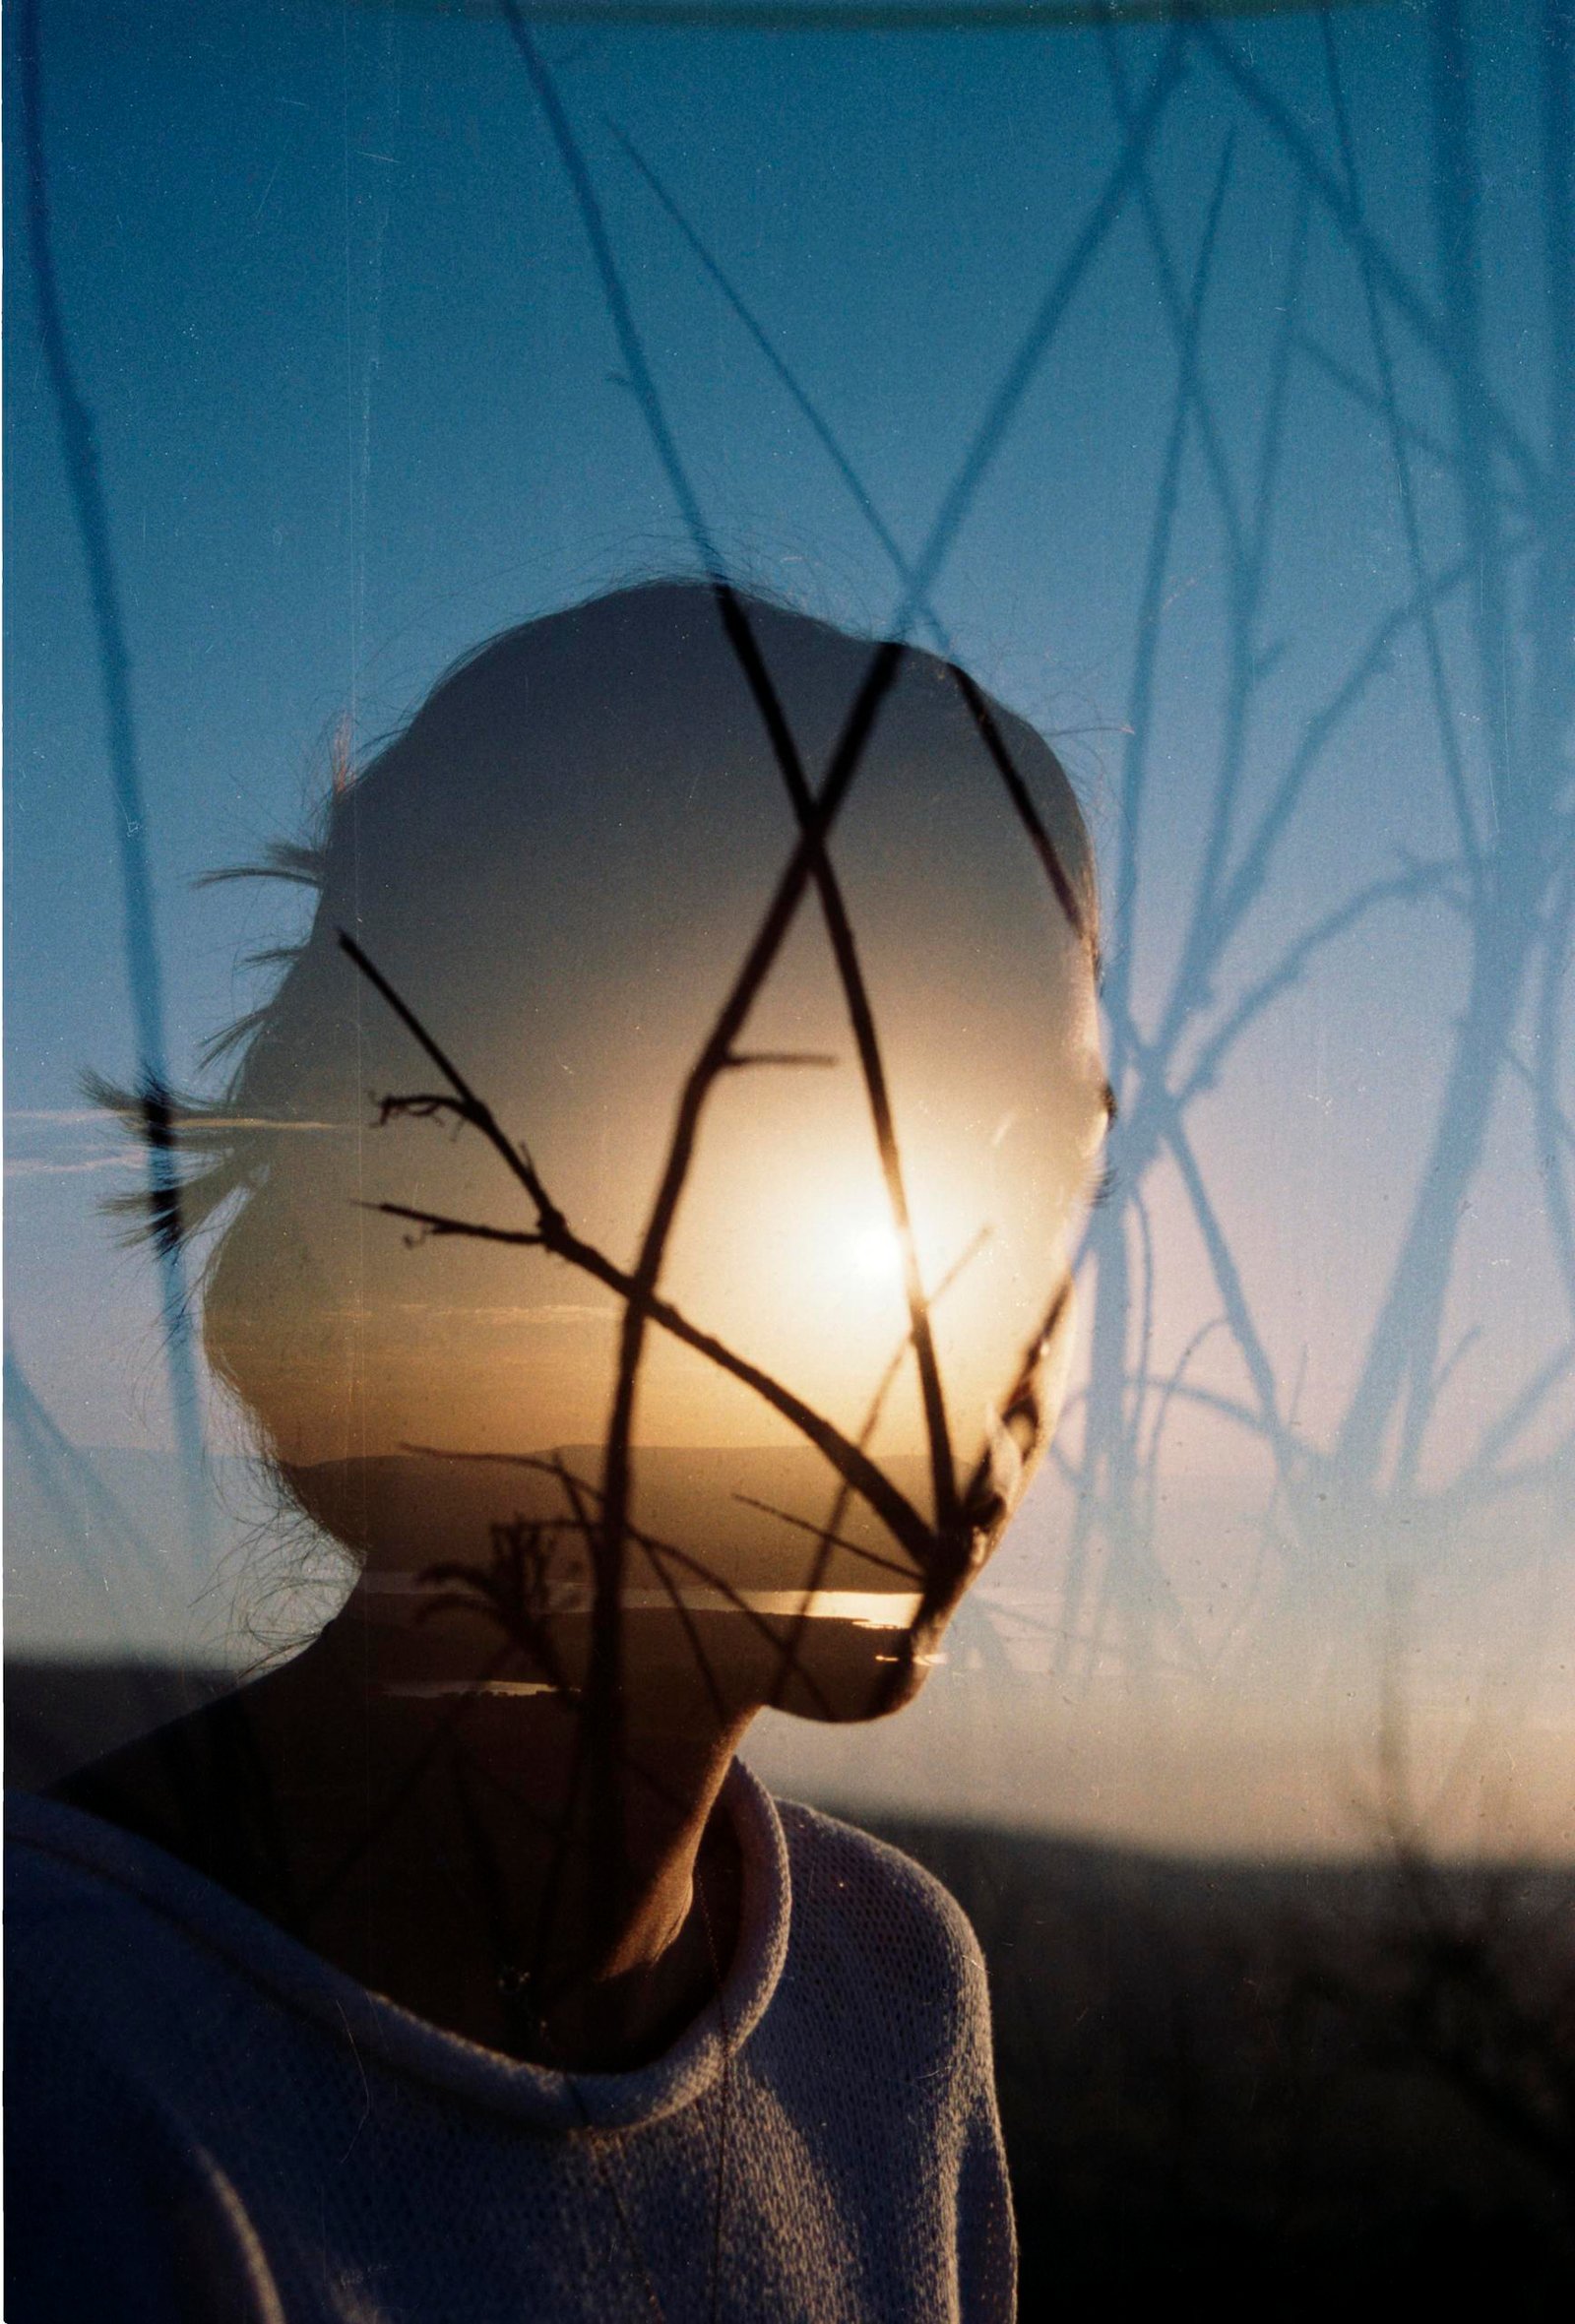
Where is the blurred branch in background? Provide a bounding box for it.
[14,0,209,1554]
[9,0,1571,1853]
[1049,1,1573,1716]
[589,2,1571,1741]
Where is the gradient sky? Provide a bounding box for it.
[6,0,1570,1855]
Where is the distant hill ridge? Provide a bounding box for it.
[288,1444,931,1594]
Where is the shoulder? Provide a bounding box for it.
[777,1795,985,1957]
[754,1790,1013,2287]
[9,1787,188,1928]
[7,1790,148,1962]
[5,1790,292,2102]
[6,1797,188,2177]
[6,1798,292,2323]
[773,1795,992,2043]
[6,1793,206,2049]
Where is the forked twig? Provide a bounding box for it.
[410,1445,842,1718]
[341,934,935,1571]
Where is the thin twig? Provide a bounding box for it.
[340,939,935,1568]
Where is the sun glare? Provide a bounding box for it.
[848,1220,904,1284]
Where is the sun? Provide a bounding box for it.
[847,1219,904,1285]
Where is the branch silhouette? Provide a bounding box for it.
[344,934,936,1575]
[404,1447,843,1719]
[17,0,208,1561]
[608,19,1563,1709]
[502,11,1164,1591]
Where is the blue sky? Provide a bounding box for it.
[6,0,1570,1853]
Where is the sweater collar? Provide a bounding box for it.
[8,1756,791,2135]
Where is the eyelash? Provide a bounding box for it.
[1090,1159,1119,1210]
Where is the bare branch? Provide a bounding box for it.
[408,1444,849,1723]
[431,1447,841,1718]
[342,943,936,1567]
[1163,1111,1295,1479]
[1197,15,1545,504]
[1202,547,1490,1013]
[637,1533,835,1719]
[765,1224,993,1704]
[500,22,1022,1575]
[615,115,1101,965]
[1457,1341,1575,1493]
[1172,858,1455,1110]
[1084,117,1236,1081]
[1100,31,1244,564]
[340,934,559,1223]
[1532,862,1575,1326]
[632,1535,730,1727]
[1294,332,1518,510]
[369,1203,546,1250]
[728,1493,919,1582]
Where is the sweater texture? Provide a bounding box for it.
[5,1764,1015,2322]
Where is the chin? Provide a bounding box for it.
[822,1482,1034,1726]
[772,1604,954,1726]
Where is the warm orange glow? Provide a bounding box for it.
[202,594,1106,1715]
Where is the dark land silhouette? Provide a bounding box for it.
[290,1445,927,1600]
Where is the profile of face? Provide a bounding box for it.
[197,585,1106,1725]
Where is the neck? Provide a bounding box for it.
[241,1599,755,2068]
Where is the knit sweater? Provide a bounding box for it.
[5,1765,1015,2322]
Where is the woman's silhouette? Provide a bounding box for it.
[9,582,1109,2321]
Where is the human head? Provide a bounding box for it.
[148,582,1108,1720]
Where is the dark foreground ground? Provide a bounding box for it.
[872,1815,1575,2318]
[10,1661,1574,2317]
